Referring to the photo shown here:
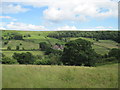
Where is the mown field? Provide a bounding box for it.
[2,64,118,88]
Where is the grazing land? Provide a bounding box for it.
[2,30,119,57]
[2,64,118,88]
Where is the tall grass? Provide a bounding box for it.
[2,64,118,88]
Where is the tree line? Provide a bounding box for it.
[2,32,23,40]
[47,31,120,43]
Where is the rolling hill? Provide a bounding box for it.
[1,30,119,57]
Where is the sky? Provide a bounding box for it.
[0,0,119,31]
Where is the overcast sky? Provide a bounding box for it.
[0,0,119,31]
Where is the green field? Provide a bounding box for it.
[3,40,39,50]
[69,37,118,55]
[2,64,118,88]
[2,30,119,56]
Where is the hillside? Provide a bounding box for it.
[69,37,118,55]
[1,30,119,57]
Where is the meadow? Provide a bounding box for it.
[2,64,118,88]
[2,39,118,57]
[1,30,119,88]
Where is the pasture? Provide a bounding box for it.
[2,64,118,88]
[2,30,119,55]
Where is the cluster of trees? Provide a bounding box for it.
[13,52,35,64]
[1,53,18,64]
[1,52,62,65]
[23,34,31,38]
[2,32,23,40]
[61,39,98,66]
[34,53,62,65]
[2,39,119,66]
[108,48,120,60]
[47,31,120,43]
[95,48,120,65]
[7,45,24,51]
[1,52,34,64]
[39,42,51,51]
[61,39,119,66]
[3,41,9,45]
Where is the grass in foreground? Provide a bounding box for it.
[2,64,118,88]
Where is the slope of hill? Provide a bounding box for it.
[69,37,118,55]
[1,30,119,57]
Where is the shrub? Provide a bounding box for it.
[35,55,43,60]
[34,59,51,65]
[22,47,25,50]
[45,48,62,55]
[39,42,51,51]
[46,53,62,65]
[13,52,35,64]
[28,34,31,37]
[13,33,23,40]
[34,60,45,65]
[16,46,20,50]
[34,54,62,65]
[4,41,8,45]
[2,57,18,64]
[108,48,120,60]
[7,46,11,50]
[95,57,118,66]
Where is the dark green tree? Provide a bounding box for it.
[28,34,31,37]
[13,33,23,40]
[61,39,97,66]
[13,52,35,64]
[108,48,120,60]
[2,54,18,64]
[4,41,9,45]
[20,43,22,45]
[7,46,11,50]
[22,47,25,50]
[39,42,50,51]
[16,46,20,50]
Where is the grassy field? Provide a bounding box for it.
[2,64,118,88]
[92,45,109,55]
[3,40,39,50]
